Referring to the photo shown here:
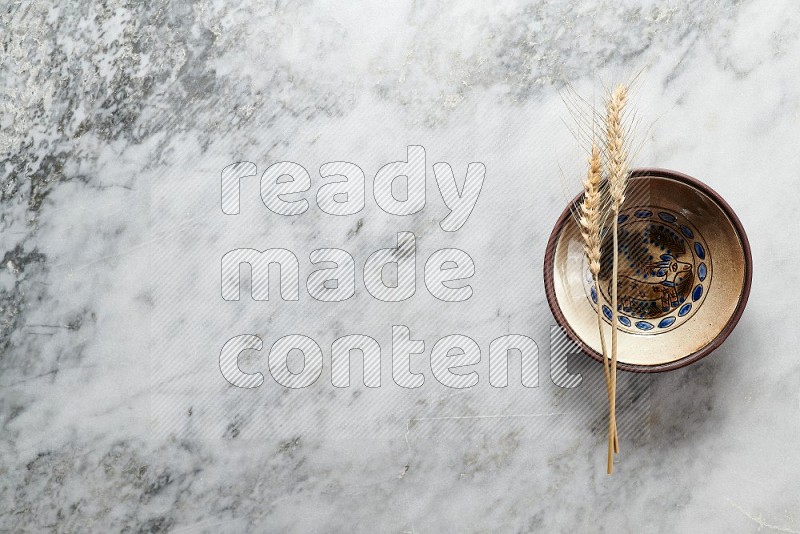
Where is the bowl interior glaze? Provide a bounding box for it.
[544,168,752,372]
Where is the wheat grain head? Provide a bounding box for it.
[606,84,628,210]
[578,144,604,277]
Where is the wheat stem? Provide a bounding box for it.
[593,273,619,453]
[606,83,629,474]
[609,215,619,474]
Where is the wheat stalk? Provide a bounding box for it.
[605,83,629,475]
[576,144,619,454]
[563,80,640,473]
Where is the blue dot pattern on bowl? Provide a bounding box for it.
[658,316,676,328]
[694,242,705,259]
[692,284,703,301]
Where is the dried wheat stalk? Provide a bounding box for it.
[605,83,629,475]
[576,143,619,454]
[563,79,639,474]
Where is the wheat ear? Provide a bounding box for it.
[577,144,619,454]
[605,83,629,475]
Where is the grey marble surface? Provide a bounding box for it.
[2,0,799,532]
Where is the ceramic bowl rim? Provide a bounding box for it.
[543,168,753,373]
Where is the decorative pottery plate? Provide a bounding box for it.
[544,168,752,372]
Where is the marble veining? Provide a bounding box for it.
[2,0,800,531]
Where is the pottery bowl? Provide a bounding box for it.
[544,168,752,372]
